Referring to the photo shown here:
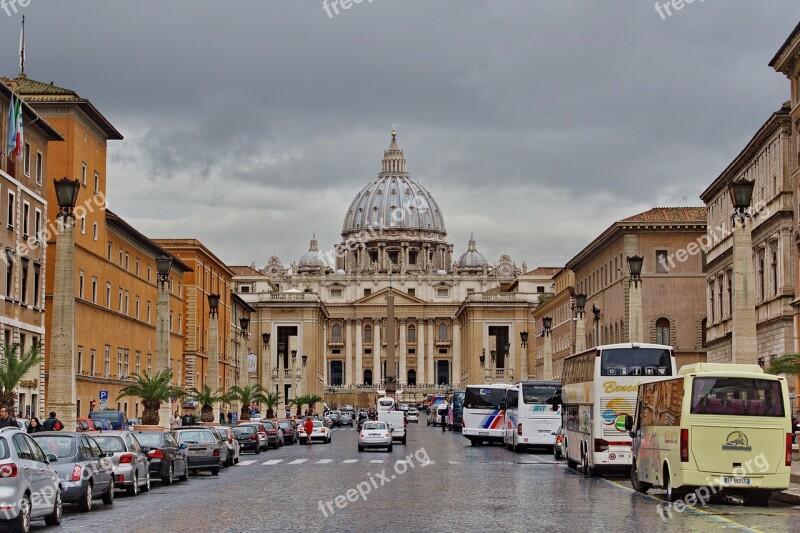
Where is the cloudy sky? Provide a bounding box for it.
[1,1,797,270]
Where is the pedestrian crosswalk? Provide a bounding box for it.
[234,458,439,467]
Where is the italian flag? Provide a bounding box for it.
[6,94,22,160]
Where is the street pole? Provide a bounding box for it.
[155,255,173,427]
[207,294,220,422]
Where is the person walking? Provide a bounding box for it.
[227,411,233,424]
[441,408,447,432]
[27,417,42,433]
[304,417,314,445]
[42,411,63,431]
[0,407,16,428]
[181,409,194,426]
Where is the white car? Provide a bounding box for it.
[407,408,419,423]
[398,403,409,412]
[298,420,331,444]
[358,421,392,452]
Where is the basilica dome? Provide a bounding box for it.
[457,234,488,272]
[297,235,328,273]
[341,131,446,236]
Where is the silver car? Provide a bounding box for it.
[211,426,240,467]
[0,427,63,532]
[357,421,393,452]
[91,431,150,496]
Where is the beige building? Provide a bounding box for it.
[700,103,795,366]
[542,208,709,373]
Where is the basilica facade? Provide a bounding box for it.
[234,131,555,402]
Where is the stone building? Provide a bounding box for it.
[0,80,62,417]
[700,103,795,366]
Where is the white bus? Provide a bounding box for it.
[503,381,562,452]
[462,384,512,446]
[561,343,676,476]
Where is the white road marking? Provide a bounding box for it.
[369,460,384,463]
[288,459,308,465]
[316,459,333,464]
[342,459,359,464]
[237,460,256,466]
[262,459,283,465]
[448,461,461,465]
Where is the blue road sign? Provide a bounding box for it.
[98,390,109,401]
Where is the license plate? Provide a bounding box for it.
[190,448,205,456]
[479,431,489,436]
[724,477,751,485]
[538,430,551,434]
[368,433,380,437]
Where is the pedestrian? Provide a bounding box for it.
[27,417,42,434]
[441,408,447,432]
[219,410,225,424]
[0,406,16,428]
[42,411,63,431]
[181,409,194,426]
[304,417,314,445]
[227,411,233,424]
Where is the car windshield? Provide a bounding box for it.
[93,436,126,452]
[90,411,122,421]
[278,422,291,429]
[363,422,386,430]
[262,422,274,429]
[313,421,323,428]
[176,431,216,444]
[690,377,785,417]
[233,426,253,436]
[600,348,673,377]
[76,420,90,431]
[522,383,560,404]
[134,433,164,447]
[32,436,76,458]
[464,387,506,409]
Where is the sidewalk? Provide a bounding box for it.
[773,442,800,505]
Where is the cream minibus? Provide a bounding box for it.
[626,363,792,505]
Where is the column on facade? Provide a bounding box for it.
[427,319,435,385]
[355,319,363,385]
[732,218,758,363]
[398,319,407,385]
[452,319,461,387]
[345,319,353,386]
[373,319,381,383]
[417,320,425,386]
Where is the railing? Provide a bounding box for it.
[464,292,549,303]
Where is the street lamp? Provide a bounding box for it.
[53,177,81,217]
[302,354,308,367]
[574,293,587,353]
[262,332,270,347]
[575,293,587,313]
[156,255,173,285]
[155,254,174,426]
[542,317,553,381]
[291,349,297,365]
[728,177,757,362]
[627,256,644,287]
[479,349,486,368]
[542,317,553,333]
[206,293,221,421]
[207,293,220,315]
[520,331,529,348]
[239,316,250,333]
[728,176,755,223]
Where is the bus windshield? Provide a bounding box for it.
[464,387,506,409]
[690,377,785,417]
[600,348,672,377]
[450,391,464,408]
[522,384,560,404]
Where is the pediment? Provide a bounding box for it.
[354,287,427,305]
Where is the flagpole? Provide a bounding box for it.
[19,15,25,75]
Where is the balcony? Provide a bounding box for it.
[328,338,344,347]
[434,338,451,347]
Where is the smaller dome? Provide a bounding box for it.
[457,233,488,269]
[298,235,328,271]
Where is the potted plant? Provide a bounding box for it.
[186,384,228,423]
[227,384,269,421]
[0,341,42,413]
[263,392,282,419]
[117,369,184,427]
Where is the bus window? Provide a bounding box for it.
[522,383,560,404]
[464,388,506,409]
[600,348,672,377]
[690,378,785,417]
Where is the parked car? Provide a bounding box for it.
[329,413,343,427]
[232,425,261,454]
[134,430,190,484]
[211,426,240,466]
[298,420,331,444]
[398,403,409,412]
[0,427,63,531]
[171,427,223,476]
[407,408,419,423]
[91,430,151,495]
[206,427,231,468]
[261,421,283,449]
[358,421,393,452]
[276,420,297,445]
[88,410,129,430]
[553,427,565,460]
[340,413,354,427]
[32,431,115,513]
[238,421,267,451]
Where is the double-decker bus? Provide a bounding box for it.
[462,384,512,445]
[561,343,676,476]
[503,381,561,452]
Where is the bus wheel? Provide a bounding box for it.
[469,438,478,446]
[630,461,651,494]
[664,466,685,502]
[743,489,772,507]
[581,452,593,477]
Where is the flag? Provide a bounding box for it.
[6,94,17,158]
[12,96,22,159]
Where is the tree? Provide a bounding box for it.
[293,394,323,416]
[768,353,800,377]
[305,394,323,415]
[227,384,269,421]
[117,369,184,426]
[289,395,308,417]
[263,391,282,419]
[187,385,228,422]
[0,341,42,412]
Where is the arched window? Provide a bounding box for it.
[332,324,342,341]
[656,318,670,345]
[438,323,448,340]
[364,324,372,342]
[407,369,416,386]
[408,324,416,342]
[363,369,373,386]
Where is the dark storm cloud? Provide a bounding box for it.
[0,0,796,268]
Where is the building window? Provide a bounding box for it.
[330,288,343,298]
[106,282,111,308]
[34,209,41,241]
[700,318,707,348]
[135,351,141,375]
[364,324,372,342]
[80,216,86,235]
[363,288,371,297]
[107,242,113,260]
[125,291,129,315]
[726,275,732,317]
[93,223,98,241]
[438,323,448,340]
[91,277,97,303]
[117,348,123,378]
[5,250,13,298]
[104,345,111,377]
[537,286,545,293]
[147,301,151,323]
[94,172,99,194]
[409,251,417,265]
[125,253,129,270]
[656,318,670,345]
[147,353,152,375]
[388,251,399,264]
[35,152,43,185]
[135,297,140,319]
[118,288,123,312]
[7,192,15,228]
[90,349,96,375]
[407,288,415,297]
[23,143,31,175]
[135,258,140,276]
[119,248,123,265]
[332,324,342,341]
[408,324,416,342]
[437,288,449,297]
[20,259,28,303]
[147,265,151,282]
[169,312,174,332]
[81,163,87,185]
[771,251,778,296]
[123,350,130,378]
[33,264,40,307]
[22,202,29,237]
[79,271,85,299]
[77,346,83,374]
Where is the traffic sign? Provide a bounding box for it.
[98,391,108,400]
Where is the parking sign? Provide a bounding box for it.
[99,390,108,400]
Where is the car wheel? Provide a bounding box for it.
[401,436,407,445]
[126,473,138,496]
[255,446,261,455]
[102,481,115,505]
[78,483,93,513]
[163,462,174,485]
[43,490,62,527]
[141,471,151,492]
[387,444,393,452]
[211,467,220,476]
[10,494,31,533]
[179,462,189,482]
[358,445,364,452]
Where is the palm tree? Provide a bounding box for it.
[290,395,308,417]
[187,384,228,422]
[227,384,269,421]
[305,394,323,415]
[117,369,184,426]
[263,391,282,419]
[768,353,800,377]
[0,341,42,412]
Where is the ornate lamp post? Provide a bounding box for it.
[626,255,644,343]
[207,293,221,422]
[728,177,757,363]
[542,316,553,380]
[154,255,173,425]
[47,177,81,430]
[291,349,299,403]
[574,293,587,353]
[238,316,250,387]
[277,340,286,396]
[520,330,529,381]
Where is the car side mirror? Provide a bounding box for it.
[105,450,115,457]
[179,443,187,450]
[624,415,634,432]
[46,454,58,463]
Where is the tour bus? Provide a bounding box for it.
[462,384,512,445]
[626,363,792,505]
[560,343,676,476]
[447,390,465,431]
[377,396,396,412]
[503,381,561,452]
